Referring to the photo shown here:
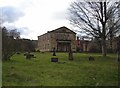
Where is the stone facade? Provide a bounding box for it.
[37,26,76,52]
[77,36,120,53]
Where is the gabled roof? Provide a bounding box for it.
[48,26,76,34]
[38,26,76,37]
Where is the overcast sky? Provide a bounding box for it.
[0,0,76,40]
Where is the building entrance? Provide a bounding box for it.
[57,40,71,52]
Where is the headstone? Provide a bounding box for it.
[25,52,35,60]
[51,58,58,62]
[26,53,31,60]
[16,52,20,54]
[41,52,44,54]
[88,56,94,61]
[51,47,58,62]
[68,45,73,60]
[52,47,56,56]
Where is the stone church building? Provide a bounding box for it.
[37,26,76,52]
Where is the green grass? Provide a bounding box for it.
[0,61,2,87]
[2,52,119,86]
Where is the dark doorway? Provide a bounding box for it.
[57,40,71,52]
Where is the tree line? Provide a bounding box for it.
[2,26,36,61]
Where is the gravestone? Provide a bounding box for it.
[51,58,58,62]
[26,53,31,60]
[24,52,35,60]
[88,56,94,61]
[68,45,73,60]
[16,52,20,54]
[51,47,58,62]
[52,47,56,56]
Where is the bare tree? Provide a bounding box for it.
[107,1,120,51]
[2,27,15,60]
[9,29,20,39]
[2,27,21,60]
[68,1,120,56]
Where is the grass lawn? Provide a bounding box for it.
[2,52,119,86]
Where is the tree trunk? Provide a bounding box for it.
[117,51,120,62]
[117,35,120,62]
[110,39,112,50]
[100,2,107,57]
[102,38,106,57]
[102,22,107,57]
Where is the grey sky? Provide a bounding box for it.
[0,6,24,23]
[0,0,75,40]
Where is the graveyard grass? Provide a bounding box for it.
[2,52,119,86]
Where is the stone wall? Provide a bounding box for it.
[37,27,76,52]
